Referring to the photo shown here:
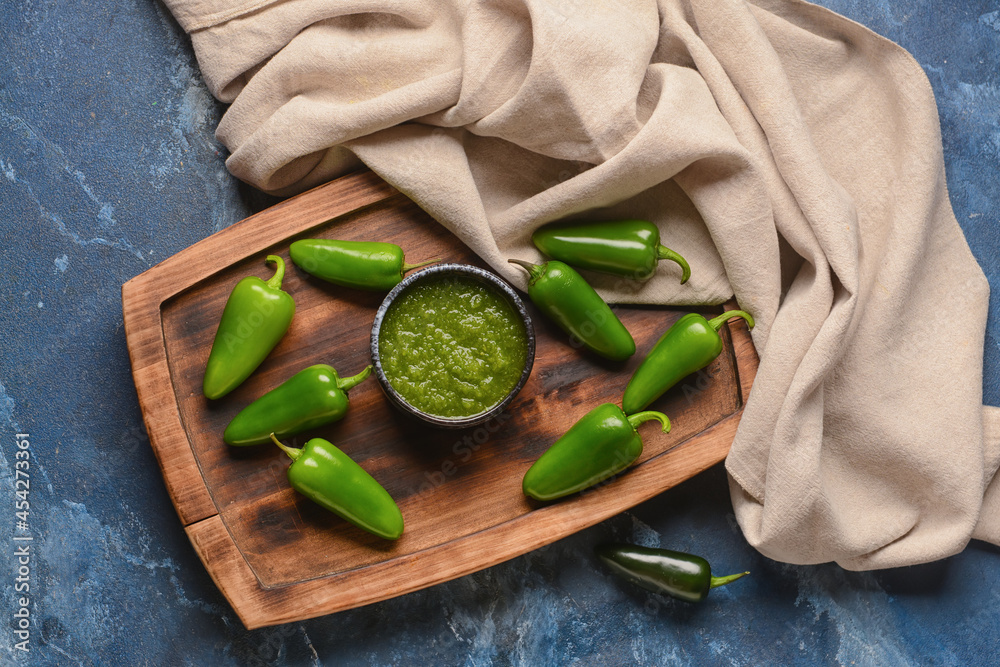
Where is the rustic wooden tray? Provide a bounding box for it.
[122,170,758,629]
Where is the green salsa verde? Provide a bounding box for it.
[378,275,528,418]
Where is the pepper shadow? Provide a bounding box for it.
[598,566,708,625]
[872,555,952,596]
[250,489,402,554]
[291,271,389,310]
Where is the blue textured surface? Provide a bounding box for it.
[0,1,997,664]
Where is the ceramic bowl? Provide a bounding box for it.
[370,263,535,428]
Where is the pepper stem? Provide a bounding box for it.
[707,309,754,332]
[264,255,286,290]
[401,257,441,273]
[508,258,545,285]
[709,571,750,589]
[626,410,671,433]
[269,433,302,461]
[337,365,373,392]
[656,246,691,284]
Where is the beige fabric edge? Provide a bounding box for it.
[163,0,282,33]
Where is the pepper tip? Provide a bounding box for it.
[709,570,750,589]
[707,309,754,332]
[264,254,287,289]
[269,433,302,461]
[401,257,441,273]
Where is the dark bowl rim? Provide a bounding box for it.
[370,263,536,429]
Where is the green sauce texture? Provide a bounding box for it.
[379,276,528,418]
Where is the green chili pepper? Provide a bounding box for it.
[224,364,372,446]
[532,219,691,284]
[289,239,439,291]
[508,259,635,361]
[522,403,670,501]
[595,543,748,603]
[203,255,296,400]
[621,310,754,415]
[270,434,404,540]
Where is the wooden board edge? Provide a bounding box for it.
[122,287,218,525]
[185,515,264,629]
[199,409,741,629]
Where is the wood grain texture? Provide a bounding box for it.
[122,169,760,629]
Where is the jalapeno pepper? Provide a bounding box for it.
[621,310,754,415]
[203,255,296,400]
[522,403,670,501]
[595,543,748,603]
[289,239,439,291]
[270,434,404,540]
[508,259,635,361]
[532,219,690,284]
[224,364,372,446]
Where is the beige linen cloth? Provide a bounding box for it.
[166,0,1000,569]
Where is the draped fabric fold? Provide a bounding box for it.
[164,0,1000,569]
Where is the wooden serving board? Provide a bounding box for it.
[122,170,758,629]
